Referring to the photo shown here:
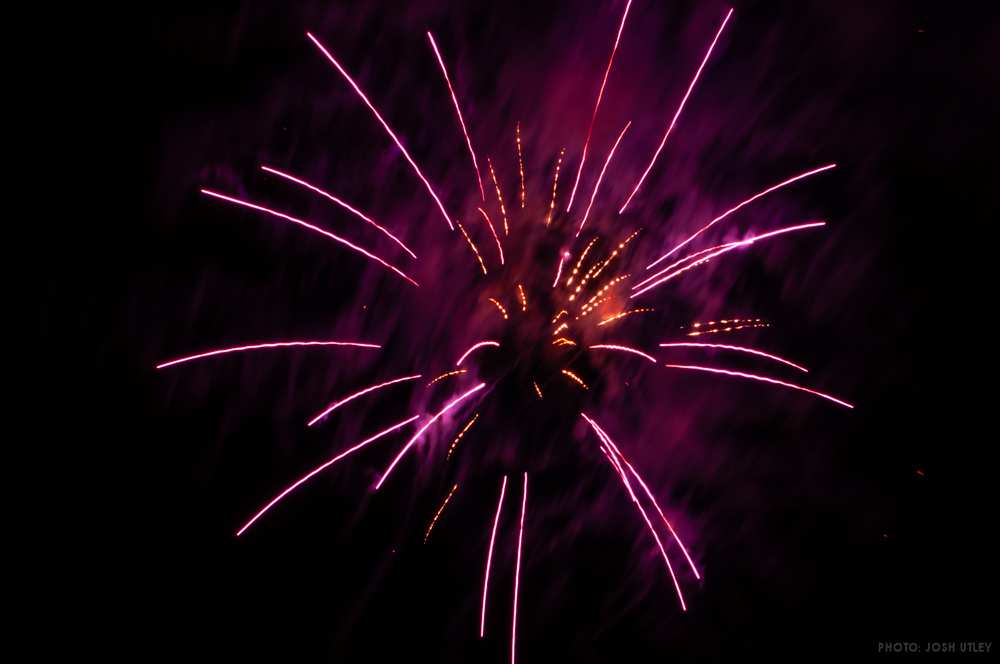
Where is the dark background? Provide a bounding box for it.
[50,0,997,660]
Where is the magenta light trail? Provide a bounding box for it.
[660,342,808,373]
[478,207,505,265]
[481,475,508,638]
[552,251,571,288]
[619,7,734,214]
[376,383,487,489]
[630,222,826,298]
[427,31,485,202]
[260,165,417,259]
[633,238,750,292]
[307,32,455,231]
[566,0,633,212]
[511,472,528,664]
[156,340,379,370]
[663,364,854,408]
[646,163,837,268]
[588,344,657,364]
[236,415,419,536]
[200,189,420,286]
[456,340,501,366]
[307,374,423,427]
[576,121,632,237]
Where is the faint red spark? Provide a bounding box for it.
[457,221,488,275]
[645,163,837,268]
[260,165,416,259]
[659,342,808,372]
[427,31,485,201]
[915,469,925,477]
[307,374,422,427]
[566,0,633,211]
[477,207,505,265]
[577,121,631,237]
[236,415,419,536]
[552,251,570,287]
[200,190,420,286]
[597,308,654,326]
[511,472,528,664]
[630,222,827,298]
[546,149,566,225]
[446,413,480,459]
[663,364,854,408]
[532,382,544,399]
[516,122,526,209]
[426,369,468,387]
[517,284,528,311]
[481,475,508,638]
[487,297,510,320]
[561,369,589,390]
[589,344,657,363]
[619,8,734,214]
[456,340,501,366]
[376,382,487,490]
[424,483,459,543]
[307,32,455,231]
[155,340,379,370]
[487,157,510,236]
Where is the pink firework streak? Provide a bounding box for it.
[646,163,837,269]
[619,7,734,214]
[456,340,501,366]
[478,207,505,265]
[376,383,487,490]
[427,31,485,202]
[307,374,423,427]
[235,415,419,536]
[481,475,508,638]
[260,165,417,259]
[576,121,631,237]
[588,343,657,364]
[307,32,455,231]
[566,0,632,212]
[156,340,379,370]
[200,189,419,286]
[663,364,855,408]
[660,342,809,373]
[511,472,528,664]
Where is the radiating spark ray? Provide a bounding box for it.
[619,8,734,214]
[457,221,488,275]
[646,164,837,269]
[155,340,379,370]
[577,121,631,237]
[481,475,508,638]
[597,308,654,326]
[517,284,528,311]
[427,369,468,387]
[516,122,526,209]
[376,383,487,490]
[200,190,419,286]
[589,344,657,363]
[307,374,422,427]
[487,158,510,235]
[487,297,509,320]
[427,31,485,201]
[477,207,505,265]
[566,238,598,287]
[424,483,459,543]
[546,149,566,225]
[659,342,808,372]
[552,322,569,336]
[511,472,528,664]
[561,369,589,390]
[532,382,544,399]
[552,251,570,288]
[663,364,854,408]
[260,165,416,259]
[236,415,419,536]
[307,32,455,230]
[446,413,480,459]
[566,0,633,211]
[456,340,501,366]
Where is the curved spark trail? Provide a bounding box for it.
[487,297,509,320]
[478,207,505,265]
[456,340,501,366]
[633,240,742,291]
[589,344,657,363]
[156,340,380,369]
[619,7,734,214]
[546,148,565,225]
[376,383,487,490]
[566,0,633,212]
[481,475,507,638]
[630,222,826,298]
[427,369,467,387]
[646,163,837,268]
[199,189,419,286]
[235,415,419,536]
[424,483,460,543]
[659,342,808,372]
[427,31,485,202]
[576,121,631,237]
[487,158,510,236]
[307,32,455,231]
[516,122,526,209]
[260,165,417,259]
[511,472,528,664]
[307,374,422,427]
[552,251,570,288]
[663,364,854,408]
[457,221,488,275]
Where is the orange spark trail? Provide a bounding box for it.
[307,374,422,427]
[516,122,526,209]
[307,32,455,230]
[517,284,528,311]
[427,369,468,387]
[427,31,486,201]
[546,149,566,226]
[487,157,510,235]
[532,382,544,399]
[424,483,459,543]
[446,413,479,459]
[619,8,734,214]
[487,297,509,320]
[566,238,598,287]
[561,369,589,390]
[481,476,508,637]
[687,322,769,337]
[597,308,654,326]
[566,0,633,211]
[663,364,854,408]
[477,207,505,265]
[200,189,419,286]
[577,121,631,237]
[457,221,488,275]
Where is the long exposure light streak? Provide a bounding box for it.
[447,413,479,459]
[478,207,505,265]
[577,121,631,237]
[480,475,507,637]
[457,221,488,275]
[660,342,808,372]
[456,340,501,366]
[546,148,565,225]
[307,374,422,427]
[511,472,528,664]
[487,297,509,320]
[589,344,657,363]
[552,252,570,287]
[200,189,419,286]
[516,122,526,208]
[487,157,510,235]
[424,483,460,543]
[427,369,467,387]
[663,364,854,408]
[156,340,380,370]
